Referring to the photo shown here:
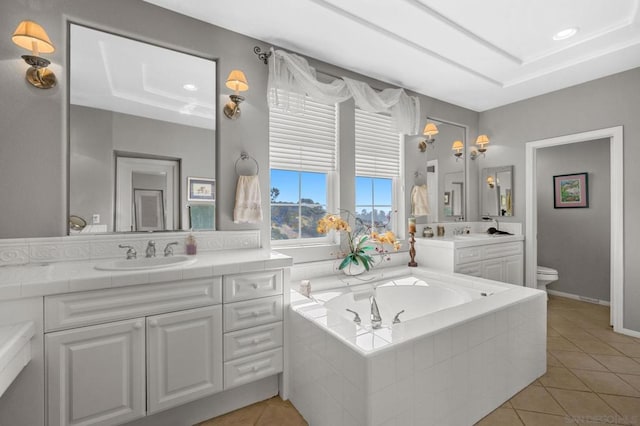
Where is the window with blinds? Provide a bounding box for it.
[269,93,337,173]
[354,109,400,230]
[269,92,337,241]
[355,109,400,178]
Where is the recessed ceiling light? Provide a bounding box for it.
[553,27,578,41]
[183,83,198,92]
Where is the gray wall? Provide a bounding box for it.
[479,68,640,332]
[536,139,610,301]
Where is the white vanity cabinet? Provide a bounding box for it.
[222,270,284,389]
[45,318,146,426]
[146,305,223,414]
[456,241,524,285]
[416,236,524,285]
[44,277,223,426]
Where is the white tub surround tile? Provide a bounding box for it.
[289,266,547,426]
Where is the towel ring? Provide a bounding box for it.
[235,151,260,176]
[414,171,426,185]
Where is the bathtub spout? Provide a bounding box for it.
[370,296,382,329]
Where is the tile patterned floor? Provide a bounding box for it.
[477,295,640,425]
[196,396,307,426]
[198,295,640,425]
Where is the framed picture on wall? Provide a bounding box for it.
[553,172,589,208]
[187,177,216,202]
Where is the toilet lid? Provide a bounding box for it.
[537,266,558,275]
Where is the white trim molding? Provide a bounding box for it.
[525,126,625,334]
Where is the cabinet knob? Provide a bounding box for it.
[133,322,142,330]
[149,319,158,327]
[252,283,259,289]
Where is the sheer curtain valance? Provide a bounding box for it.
[268,48,421,135]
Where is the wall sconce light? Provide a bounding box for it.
[475,134,490,154]
[12,20,57,89]
[452,140,464,160]
[223,70,249,119]
[418,122,439,152]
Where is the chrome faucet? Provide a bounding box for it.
[370,296,382,329]
[118,244,137,260]
[164,241,178,257]
[393,310,405,324]
[145,240,156,258]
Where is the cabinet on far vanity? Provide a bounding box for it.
[415,234,524,285]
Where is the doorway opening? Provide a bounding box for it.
[525,127,625,334]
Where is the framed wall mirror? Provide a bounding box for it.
[481,165,514,217]
[406,119,467,223]
[68,23,216,234]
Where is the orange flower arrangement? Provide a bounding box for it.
[317,212,401,271]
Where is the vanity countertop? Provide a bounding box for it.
[0,250,292,301]
[415,233,524,248]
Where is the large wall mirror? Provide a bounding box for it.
[407,119,466,223]
[481,165,514,217]
[69,24,217,234]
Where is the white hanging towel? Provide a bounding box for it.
[234,175,263,223]
[411,184,430,216]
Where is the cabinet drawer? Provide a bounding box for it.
[223,295,283,332]
[455,247,482,265]
[223,348,283,390]
[45,277,222,332]
[224,321,283,361]
[455,261,482,277]
[482,242,523,259]
[223,270,283,303]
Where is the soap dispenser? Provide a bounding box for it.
[186,234,197,255]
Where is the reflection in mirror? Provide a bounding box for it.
[481,165,514,217]
[426,119,466,222]
[68,24,216,234]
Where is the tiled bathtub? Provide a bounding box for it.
[288,266,546,426]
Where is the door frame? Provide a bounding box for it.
[525,126,625,334]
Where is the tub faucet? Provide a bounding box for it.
[145,240,156,258]
[370,296,382,329]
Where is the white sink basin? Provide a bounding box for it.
[95,255,196,271]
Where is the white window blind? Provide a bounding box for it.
[269,92,337,173]
[355,109,400,178]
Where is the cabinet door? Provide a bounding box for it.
[482,258,504,282]
[46,319,145,426]
[455,261,483,277]
[503,255,524,285]
[146,305,223,414]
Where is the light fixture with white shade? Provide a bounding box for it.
[418,122,439,152]
[223,69,249,119]
[11,20,56,89]
[452,140,464,160]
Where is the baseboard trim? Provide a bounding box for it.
[547,289,610,306]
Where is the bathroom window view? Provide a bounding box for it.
[355,176,393,229]
[270,169,328,240]
[269,91,337,242]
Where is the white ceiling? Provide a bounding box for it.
[143,0,640,111]
[70,24,216,129]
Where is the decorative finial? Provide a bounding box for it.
[254,46,272,65]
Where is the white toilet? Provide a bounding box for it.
[537,266,559,291]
